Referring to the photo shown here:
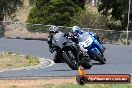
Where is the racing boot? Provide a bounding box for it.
[53,53,64,63]
[53,58,63,63]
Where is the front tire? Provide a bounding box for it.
[53,52,64,63]
[62,51,78,70]
[96,53,106,64]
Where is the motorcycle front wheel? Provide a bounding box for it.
[62,50,78,70]
[96,53,106,64]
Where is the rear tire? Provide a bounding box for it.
[81,57,92,69]
[79,52,92,69]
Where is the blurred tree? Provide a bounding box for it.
[29,0,36,6]
[74,10,109,29]
[29,0,86,8]
[98,0,132,30]
[72,0,86,9]
[0,0,23,21]
[27,0,82,26]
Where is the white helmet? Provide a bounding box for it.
[49,25,58,33]
[71,26,81,34]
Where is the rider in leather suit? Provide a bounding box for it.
[70,26,105,52]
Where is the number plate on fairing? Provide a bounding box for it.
[79,36,93,48]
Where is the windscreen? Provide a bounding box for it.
[79,33,90,42]
[52,32,66,47]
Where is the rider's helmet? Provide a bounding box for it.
[49,25,58,36]
[71,26,81,36]
[49,25,58,33]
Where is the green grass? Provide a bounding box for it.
[0,52,40,69]
[43,83,132,88]
[10,85,18,88]
[43,84,55,88]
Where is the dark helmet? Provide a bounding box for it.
[49,25,58,33]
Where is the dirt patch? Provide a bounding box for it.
[0,78,76,88]
[4,27,48,39]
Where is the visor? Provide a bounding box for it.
[49,31,55,33]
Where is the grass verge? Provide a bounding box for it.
[0,52,40,69]
[54,83,132,88]
[0,78,131,88]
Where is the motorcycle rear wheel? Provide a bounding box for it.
[82,58,92,69]
[80,52,92,69]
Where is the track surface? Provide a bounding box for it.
[0,38,132,78]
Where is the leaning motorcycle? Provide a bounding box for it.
[51,32,92,70]
[78,32,106,64]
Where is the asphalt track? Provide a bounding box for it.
[0,38,132,78]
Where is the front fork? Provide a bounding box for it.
[93,40,104,54]
[72,44,81,66]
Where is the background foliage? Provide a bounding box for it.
[98,0,132,30]
[27,0,83,26]
[0,0,23,21]
[74,10,109,29]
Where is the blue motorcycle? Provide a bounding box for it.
[78,32,106,64]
